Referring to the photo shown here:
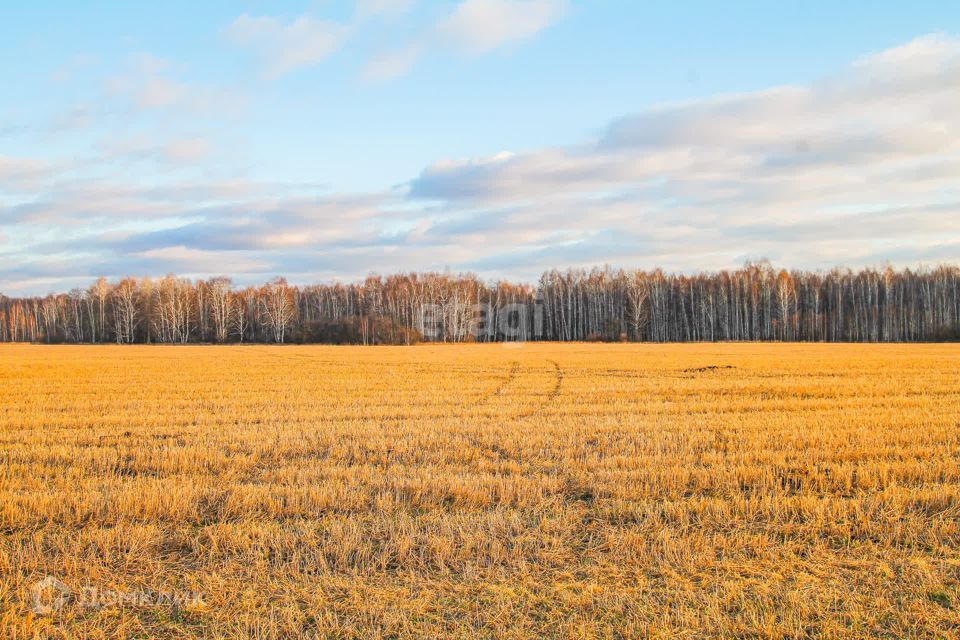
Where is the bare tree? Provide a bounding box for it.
[231,292,250,343]
[259,278,295,343]
[626,270,649,340]
[113,278,139,344]
[208,277,233,343]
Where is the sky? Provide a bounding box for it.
[2,1,960,296]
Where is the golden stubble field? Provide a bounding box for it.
[0,343,958,639]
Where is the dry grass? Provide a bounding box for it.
[1,343,958,638]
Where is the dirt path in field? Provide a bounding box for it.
[465,357,565,421]
[258,350,564,423]
[516,359,563,420]
[468,358,564,463]
[479,360,521,403]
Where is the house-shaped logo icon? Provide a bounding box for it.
[30,576,71,615]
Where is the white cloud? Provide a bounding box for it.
[355,0,414,19]
[136,245,270,274]
[100,53,242,117]
[853,32,960,73]
[161,138,213,164]
[361,0,568,81]
[51,104,94,131]
[361,45,422,81]
[127,52,171,75]
[224,14,350,78]
[437,0,568,54]
[224,1,565,83]
[0,156,55,191]
[135,76,187,108]
[49,54,98,83]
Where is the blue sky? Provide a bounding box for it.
[2,1,960,294]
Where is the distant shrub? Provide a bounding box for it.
[297,316,421,345]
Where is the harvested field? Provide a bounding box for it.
[1,343,959,638]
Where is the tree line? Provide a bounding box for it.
[2,262,959,344]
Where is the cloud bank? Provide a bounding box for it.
[437,0,569,54]
[3,33,960,295]
[224,15,351,78]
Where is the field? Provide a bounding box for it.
[1,343,959,639]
